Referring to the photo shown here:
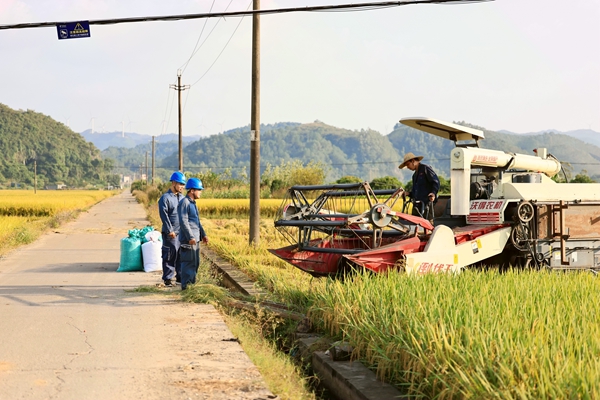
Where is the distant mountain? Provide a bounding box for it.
[498,128,600,148]
[559,129,600,148]
[100,121,600,183]
[81,130,202,150]
[160,122,409,182]
[102,141,182,170]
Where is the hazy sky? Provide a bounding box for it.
[1,0,599,139]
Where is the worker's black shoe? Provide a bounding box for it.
[164,279,175,287]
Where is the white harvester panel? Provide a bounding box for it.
[450,147,562,215]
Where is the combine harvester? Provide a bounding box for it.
[269,118,600,276]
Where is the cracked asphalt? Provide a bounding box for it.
[0,191,275,400]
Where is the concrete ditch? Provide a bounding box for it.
[200,247,408,400]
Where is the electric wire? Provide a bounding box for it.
[159,81,177,140]
[182,89,192,114]
[179,0,237,74]
[189,1,251,88]
[0,0,493,31]
[180,0,217,75]
[182,1,251,116]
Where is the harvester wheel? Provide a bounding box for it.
[510,224,530,252]
[394,258,406,273]
[533,253,549,270]
[517,201,534,223]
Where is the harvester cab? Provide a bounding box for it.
[269,118,600,276]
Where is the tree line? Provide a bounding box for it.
[0,104,117,188]
[108,120,600,184]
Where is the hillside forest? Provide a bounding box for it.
[0,104,118,188]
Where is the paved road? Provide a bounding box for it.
[0,191,275,400]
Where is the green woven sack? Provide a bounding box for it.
[117,237,143,272]
[128,226,156,243]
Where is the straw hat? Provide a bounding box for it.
[398,152,424,169]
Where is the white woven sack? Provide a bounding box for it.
[141,241,162,272]
[144,230,162,242]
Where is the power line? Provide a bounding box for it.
[158,81,176,139]
[0,0,493,31]
[189,2,252,88]
[179,0,241,74]
[179,0,217,74]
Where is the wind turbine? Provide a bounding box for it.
[196,119,206,136]
[63,115,71,128]
[121,121,125,138]
[127,117,135,134]
[89,117,95,134]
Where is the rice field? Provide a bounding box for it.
[309,271,600,399]
[0,190,116,216]
[197,198,281,218]
[202,217,600,399]
[0,189,117,254]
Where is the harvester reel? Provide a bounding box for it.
[369,203,393,228]
[517,201,534,223]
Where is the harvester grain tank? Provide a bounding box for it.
[269,118,600,275]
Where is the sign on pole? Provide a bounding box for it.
[56,21,91,40]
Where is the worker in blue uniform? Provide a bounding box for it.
[178,177,208,290]
[158,171,186,287]
[399,152,440,218]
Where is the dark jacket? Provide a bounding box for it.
[178,196,207,244]
[411,163,440,204]
[158,189,182,234]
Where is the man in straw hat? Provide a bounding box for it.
[398,152,440,217]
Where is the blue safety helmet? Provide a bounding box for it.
[185,177,204,190]
[169,171,186,184]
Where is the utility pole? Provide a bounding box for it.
[170,70,190,172]
[34,160,37,194]
[145,151,149,186]
[249,0,261,246]
[151,136,155,185]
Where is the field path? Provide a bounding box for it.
[0,191,275,400]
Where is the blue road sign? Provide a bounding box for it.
[56,21,90,40]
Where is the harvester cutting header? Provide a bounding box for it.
[269,118,600,276]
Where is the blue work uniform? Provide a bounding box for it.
[158,189,182,282]
[178,195,207,290]
[410,163,440,217]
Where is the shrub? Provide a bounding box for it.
[370,176,402,190]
